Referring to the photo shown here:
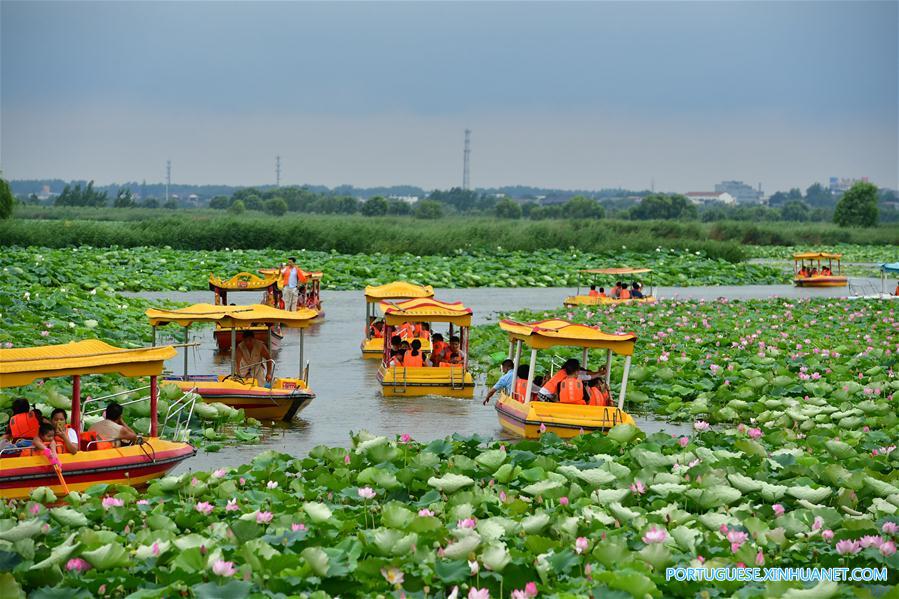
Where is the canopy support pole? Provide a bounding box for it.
[523,348,537,406]
[511,339,522,399]
[71,375,81,434]
[150,375,158,437]
[507,340,514,359]
[582,347,588,369]
[183,325,190,380]
[151,325,157,347]
[365,302,370,338]
[230,329,237,375]
[299,329,305,379]
[618,355,632,410]
[266,327,272,354]
[604,349,612,387]
[462,327,469,370]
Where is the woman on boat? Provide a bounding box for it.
[630,282,644,299]
[50,408,79,454]
[403,340,426,367]
[6,398,40,447]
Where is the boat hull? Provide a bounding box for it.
[214,325,283,352]
[377,365,474,398]
[0,438,195,500]
[793,277,848,288]
[361,337,432,359]
[563,295,656,307]
[168,377,314,421]
[495,392,635,439]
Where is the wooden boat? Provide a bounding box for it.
[146,303,319,421]
[493,319,638,439]
[361,282,435,359]
[258,267,325,318]
[0,340,196,500]
[563,267,657,306]
[376,298,474,398]
[792,252,848,287]
[210,271,284,352]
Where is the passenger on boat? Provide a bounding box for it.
[822,267,832,276]
[418,322,431,339]
[895,282,899,296]
[619,283,632,300]
[512,365,541,403]
[439,335,465,366]
[6,398,40,446]
[236,331,273,386]
[482,359,515,405]
[538,359,605,400]
[429,334,447,366]
[586,377,611,406]
[89,401,138,446]
[798,267,808,277]
[557,362,586,404]
[281,257,307,312]
[588,285,600,298]
[50,408,79,454]
[403,340,426,367]
[810,268,819,277]
[30,423,59,455]
[369,319,385,339]
[397,321,416,341]
[630,283,644,299]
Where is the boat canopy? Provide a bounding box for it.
[146,303,318,328]
[0,340,176,388]
[365,281,435,303]
[578,267,652,275]
[379,297,472,326]
[793,252,842,261]
[209,272,279,291]
[881,262,899,274]
[499,318,637,355]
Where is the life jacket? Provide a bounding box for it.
[541,370,567,395]
[54,425,76,453]
[9,412,40,440]
[403,352,424,367]
[431,342,447,361]
[80,430,113,451]
[281,265,307,288]
[369,323,384,338]
[514,378,529,402]
[588,290,599,297]
[558,377,585,404]
[587,386,610,407]
[397,323,415,340]
[619,289,631,300]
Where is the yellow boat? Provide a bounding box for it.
[376,297,474,398]
[259,267,325,316]
[146,303,319,421]
[793,252,848,287]
[209,271,284,352]
[494,318,638,439]
[361,281,435,359]
[563,267,657,306]
[0,340,196,500]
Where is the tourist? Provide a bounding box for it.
[403,340,426,367]
[429,333,447,365]
[631,283,644,299]
[6,398,40,446]
[89,401,138,446]
[235,330,273,386]
[588,285,600,298]
[280,257,306,312]
[482,359,514,405]
[50,408,79,454]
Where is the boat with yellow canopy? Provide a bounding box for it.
[361,281,435,359]
[377,297,474,398]
[0,340,196,499]
[258,266,325,316]
[493,318,638,439]
[209,271,284,352]
[563,268,656,306]
[792,252,847,287]
[146,303,319,421]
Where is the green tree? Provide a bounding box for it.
[209,196,231,210]
[804,182,833,208]
[563,195,604,219]
[834,181,879,227]
[143,198,159,208]
[414,199,443,219]
[229,199,246,215]
[386,199,411,215]
[335,196,360,214]
[361,196,388,216]
[494,198,522,219]
[781,200,809,222]
[428,187,480,212]
[0,178,13,219]
[629,194,696,220]
[265,197,288,216]
[113,188,136,208]
[244,195,264,211]
[163,198,178,209]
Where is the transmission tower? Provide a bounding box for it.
[276,155,282,187]
[462,129,471,190]
[165,160,171,203]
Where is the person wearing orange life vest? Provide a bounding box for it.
[482,359,514,405]
[438,335,465,367]
[588,285,600,298]
[280,257,308,312]
[585,377,610,406]
[369,319,385,339]
[50,408,79,454]
[429,333,447,366]
[619,284,631,300]
[396,322,416,341]
[403,340,426,367]
[7,398,40,444]
[557,362,586,404]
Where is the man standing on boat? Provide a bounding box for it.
[281,257,307,312]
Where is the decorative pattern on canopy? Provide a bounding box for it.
[364,281,435,303]
[793,252,842,261]
[578,267,652,275]
[209,272,280,291]
[378,297,472,326]
[146,304,318,328]
[499,319,637,355]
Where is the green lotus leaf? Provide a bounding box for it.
[521,479,565,498]
[786,486,832,503]
[381,503,415,529]
[301,546,329,577]
[591,488,631,504]
[173,534,211,551]
[609,502,641,521]
[0,519,43,542]
[781,581,840,599]
[50,507,89,528]
[474,448,506,471]
[443,532,481,559]
[481,542,511,571]
[607,424,638,444]
[727,473,763,493]
[29,487,57,504]
[521,512,551,534]
[428,473,475,493]
[82,542,130,569]
[29,532,78,570]
[557,465,616,486]
[302,502,333,523]
[135,539,171,560]
[650,483,688,497]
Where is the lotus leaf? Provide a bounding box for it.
[427,473,475,493]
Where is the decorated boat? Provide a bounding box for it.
[146,303,319,421]
[563,268,656,306]
[0,340,196,500]
[210,271,284,352]
[792,252,848,287]
[377,297,474,398]
[493,319,637,439]
[361,281,435,359]
[258,266,325,317]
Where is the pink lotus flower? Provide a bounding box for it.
[102,497,124,509]
[511,582,539,599]
[630,480,646,494]
[30,504,41,515]
[468,559,479,575]
[40,330,49,337]
[559,496,569,506]
[457,518,477,529]
[66,557,91,572]
[882,522,899,535]
[225,498,239,512]
[748,428,762,439]
[266,480,278,490]
[835,540,861,555]
[693,420,710,432]
[859,535,883,549]
[678,436,689,448]
[344,453,351,465]
[468,589,490,599]
[755,550,764,566]
[418,508,435,517]
[291,523,306,532]
[772,504,785,517]
[822,529,834,542]
[881,541,897,556]
[195,501,214,515]
[575,536,589,554]
[812,516,823,531]
[381,567,405,586]
[727,530,748,552]
[151,542,160,556]
[539,423,547,433]
[212,559,236,577]
[137,499,150,506]
[256,511,273,524]
[357,487,376,500]
[212,468,227,478]
[499,490,507,502]
[642,526,667,544]
[400,433,412,443]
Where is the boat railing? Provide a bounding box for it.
[82,385,152,417]
[449,364,464,390]
[163,387,199,442]
[391,362,408,393]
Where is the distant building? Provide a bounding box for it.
[36,184,54,201]
[713,180,762,204]
[829,176,869,194]
[685,191,736,206]
[388,195,419,204]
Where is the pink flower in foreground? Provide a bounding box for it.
[468,560,479,575]
[642,526,667,544]
[212,559,236,577]
[748,428,762,439]
[291,523,306,532]
[102,497,124,509]
[859,535,883,549]
[538,423,547,433]
[772,504,785,517]
[66,558,91,572]
[195,501,214,515]
[40,330,49,337]
[256,511,273,524]
[357,487,376,500]
[835,540,861,555]
[400,433,412,443]
[812,516,823,531]
[559,496,569,506]
[151,542,161,556]
[457,518,477,529]
[381,567,405,586]
[678,436,689,448]
[499,490,507,502]
[137,499,149,506]
[212,468,227,478]
[30,504,41,515]
[755,550,764,566]
[512,582,539,599]
[630,479,646,494]
[694,420,710,432]
[266,480,278,490]
[822,529,834,542]
[468,589,490,599]
[344,453,351,465]
[418,508,435,517]
[881,541,897,556]
[883,522,899,535]
[225,498,239,512]
[575,536,589,554]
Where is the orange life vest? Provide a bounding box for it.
[80,430,113,451]
[431,342,447,361]
[588,290,599,297]
[412,324,424,338]
[542,370,567,395]
[9,412,39,440]
[54,425,76,453]
[514,378,529,402]
[281,266,307,287]
[397,323,415,340]
[369,323,384,338]
[558,377,585,404]
[619,289,631,300]
[403,352,424,367]
[587,386,610,407]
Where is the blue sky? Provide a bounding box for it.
[2,1,896,192]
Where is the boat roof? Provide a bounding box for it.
[378,297,472,326]
[499,318,637,355]
[793,252,842,260]
[881,262,899,273]
[209,271,279,291]
[146,303,318,328]
[365,281,435,302]
[579,267,652,275]
[0,340,177,388]
[258,267,324,281]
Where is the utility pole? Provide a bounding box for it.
[165,160,171,204]
[651,178,655,193]
[276,155,282,187]
[462,129,471,190]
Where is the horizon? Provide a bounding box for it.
[2,1,897,192]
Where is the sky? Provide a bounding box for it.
[1,1,897,193]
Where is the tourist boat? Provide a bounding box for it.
[792,252,848,287]
[210,271,284,352]
[361,281,435,359]
[849,262,899,300]
[258,266,325,317]
[563,268,656,306]
[493,319,638,439]
[0,340,196,500]
[146,303,319,421]
[376,297,474,398]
